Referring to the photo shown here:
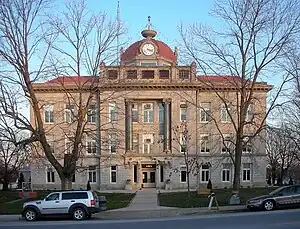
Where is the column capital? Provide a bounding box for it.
[162,98,171,104]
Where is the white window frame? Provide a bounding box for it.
[86,136,96,154]
[88,166,97,183]
[143,103,154,123]
[109,103,117,122]
[180,102,187,122]
[46,167,55,183]
[132,103,138,122]
[87,104,96,124]
[109,133,117,154]
[242,136,252,153]
[222,164,231,182]
[200,102,211,122]
[65,137,73,154]
[110,165,117,183]
[65,104,75,123]
[180,166,187,183]
[200,164,210,183]
[221,134,233,154]
[44,104,54,124]
[245,104,253,122]
[180,134,187,153]
[47,135,55,153]
[242,163,252,182]
[143,134,153,154]
[221,103,231,123]
[200,134,210,153]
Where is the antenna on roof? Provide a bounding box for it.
[116,0,120,65]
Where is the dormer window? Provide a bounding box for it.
[142,70,154,79]
[159,70,169,79]
[108,70,118,79]
[179,70,190,80]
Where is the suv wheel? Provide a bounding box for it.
[263,200,275,211]
[72,208,86,220]
[24,208,37,221]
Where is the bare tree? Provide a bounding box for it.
[0,113,30,190]
[0,0,126,189]
[171,122,200,205]
[266,125,299,185]
[179,0,300,193]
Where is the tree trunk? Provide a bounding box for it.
[2,182,9,191]
[233,137,242,194]
[187,172,190,207]
[60,176,73,190]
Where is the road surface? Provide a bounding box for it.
[1,209,300,229]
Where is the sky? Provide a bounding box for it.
[86,0,216,50]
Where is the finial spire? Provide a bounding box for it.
[147,16,152,30]
[141,16,157,39]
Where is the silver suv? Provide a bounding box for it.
[21,190,106,221]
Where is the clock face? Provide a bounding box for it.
[142,43,155,56]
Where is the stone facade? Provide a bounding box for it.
[29,25,271,190]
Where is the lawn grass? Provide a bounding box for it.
[158,187,278,208]
[0,190,135,214]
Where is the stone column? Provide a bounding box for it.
[163,99,171,151]
[125,100,133,151]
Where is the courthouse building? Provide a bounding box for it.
[29,23,271,190]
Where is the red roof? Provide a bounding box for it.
[121,39,177,63]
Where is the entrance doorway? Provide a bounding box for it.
[142,164,156,188]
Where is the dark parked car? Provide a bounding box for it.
[247,185,300,211]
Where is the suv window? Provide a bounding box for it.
[46,193,59,201]
[62,192,88,200]
[278,187,296,196]
[294,186,300,194]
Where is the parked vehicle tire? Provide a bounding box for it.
[24,208,38,221]
[72,207,86,220]
[263,200,275,211]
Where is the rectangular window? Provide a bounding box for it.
[65,137,73,154]
[44,104,54,123]
[132,104,138,122]
[221,103,231,122]
[222,164,231,182]
[86,137,96,154]
[109,133,117,153]
[158,102,164,124]
[180,166,187,183]
[87,104,96,123]
[133,165,138,183]
[245,104,253,122]
[143,134,153,154]
[159,70,169,79]
[201,164,210,182]
[65,104,75,123]
[46,167,55,183]
[141,63,157,66]
[242,163,251,182]
[133,135,139,153]
[180,134,187,153]
[180,102,187,121]
[179,70,189,79]
[143,103,154,123]
[109,103,117,122]
[242,137,252,153]
[200,102,211,122]
[127,70,137,79]
[160,165,164,182]
[108,70,118,79]
[88,166,97,183]
[142,70,155,79]
[222,134,233,153]
[110,166,117,183]
[47,136,55,153]
[200,135,210,153]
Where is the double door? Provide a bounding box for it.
[142,171,156,188]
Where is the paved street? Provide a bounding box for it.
[1,209,300,229]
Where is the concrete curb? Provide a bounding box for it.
[0,206,248,222]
